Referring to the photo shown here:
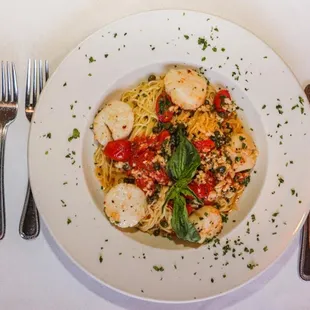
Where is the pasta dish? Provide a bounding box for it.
[92,68,258,244]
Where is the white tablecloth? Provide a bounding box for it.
[1,0,310,309]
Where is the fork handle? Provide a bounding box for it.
[0,125,8,240]
[19,181,40,239]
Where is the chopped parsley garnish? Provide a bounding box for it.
[247,262,258,270]
[45,151,48,155]
[240,176,250,187]
[263,246,268,252]
[235,64,241,75]
[198,37,208,50]
[221,48,225,52]
[272,211,279,217]
[99,255,103,263]
[210,131,226,148]
[68,128,80,142]
[201,56,206,61]
[251,214,256,222]
[89,56,96,63]
[104,54,109,58]
[278,176,284,186]
[45,132,51,139]
[67,218,72,225]
[262,105,266,109]
[221,213,228,223]
[291,189,296,195]
[184,34,189,40]
[212,47,217,52]
[63,82,67,87]
[153,265,164,272]
[276,104,283,114]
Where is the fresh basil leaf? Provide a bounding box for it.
[161,184,178,211]
[167,130,200,181]
[171,194,200,242]
[180,186,203,205]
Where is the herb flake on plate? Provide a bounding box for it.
[153,265,164,272]
[68,128,80,142]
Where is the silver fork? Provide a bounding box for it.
[19,59,49,240]
[0,62,18,240]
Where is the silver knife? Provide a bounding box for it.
[299,84,310,280]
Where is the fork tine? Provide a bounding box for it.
[32,60,37,106]
[39,60,43,94]
[12,63,18,102]
[25,59,31,106]
[6,62,12,102]
[45,60,49,81]
[1,61,6,102]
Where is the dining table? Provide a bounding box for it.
[1,0,310,309]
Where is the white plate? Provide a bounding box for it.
[29,10,310,303]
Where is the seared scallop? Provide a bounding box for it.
[164,68,207,110]
[93,120,112,147]
[94,100,134,142]
[189,206,223,243]
[227,133,257,173]
[104,183,146,228]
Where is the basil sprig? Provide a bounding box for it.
[164,128,202,242]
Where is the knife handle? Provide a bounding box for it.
[19,181,40,239]
[300,214,310,280]
[300,85,310,280]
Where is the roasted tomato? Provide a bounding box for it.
[186,204,194,215]
[213,89,231,113]
[188,172,215,204]
[156,93,174,123]
[104,140,131,162]
[193,139,215,153]
[157,130,170,144]
[128,132,171,194]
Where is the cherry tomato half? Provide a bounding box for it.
[193,139,215,153]
[156,93,174,123]
[188,172,215,204]
[213,89,231,113]
[157,130,170,144]
[104,139,131,162]
[186,204,194,215]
